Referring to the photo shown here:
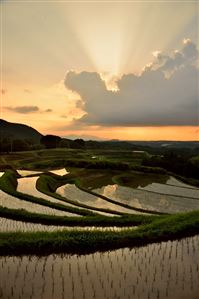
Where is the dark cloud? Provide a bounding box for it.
[5,106,39,114]
[65,40,199,127]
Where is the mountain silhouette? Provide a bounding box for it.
[0,119,43,143]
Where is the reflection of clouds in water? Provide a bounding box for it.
[57,184,134,214]
[159,197,169,207]
[94,184,199,214]
[132,198,142,209]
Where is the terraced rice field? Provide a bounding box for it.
[93,179,199,214]
[166,177,199,189]
[0,190,80,217]
[17,177,119,216]
[138,181,199,198]
[0,235,198,299]
[0,217,132,232]
[57,184,137,214]
[17,176,83,210]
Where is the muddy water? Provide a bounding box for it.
[0,235,198,299]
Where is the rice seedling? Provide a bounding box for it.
[0,235,198,299]
[0,217,133,233]
[0,190,80,217]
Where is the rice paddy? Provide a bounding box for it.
[0,190,80,217]
[93,180,199,214]
[0,235,198,299]
[0,217,132,233]
[0,165,199,299]
[57,183,138,214]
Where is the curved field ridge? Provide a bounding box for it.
[0,217,134,232]
[0,206,156,227]
[0,210,199,255]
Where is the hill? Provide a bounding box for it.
[0,119,43,143]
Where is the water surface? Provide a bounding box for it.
[0,235,198,299]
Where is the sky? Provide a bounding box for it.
[1,0,199,141]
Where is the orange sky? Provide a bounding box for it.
[1,2,198,141]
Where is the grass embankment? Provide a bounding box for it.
[0,170,95,217]
[0,210,199,255]
[0,206,156,227]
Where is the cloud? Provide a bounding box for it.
[5,106,40,114]
[5,106,53,114]
[65,39,199,127]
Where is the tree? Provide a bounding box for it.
[40,135,61,149]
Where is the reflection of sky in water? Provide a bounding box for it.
[166,177,199,189]
[17,168,69,177]
[1,235,198,299]
[138,181,199,199]
[17,170,42,177]
[0,189,77,217]
[17,177,80,214]
[94,184,199,214]
[57,184,137,215]
[49,169,69,176]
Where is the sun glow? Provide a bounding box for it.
[1,1,198,141]
[63,3,197,76]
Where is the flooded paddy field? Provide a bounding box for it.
[0,190,80,217]
[93,177,199,214]
[57,184,138,215]
[17,176,84,211]
[0,235,198,299]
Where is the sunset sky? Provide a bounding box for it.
[1,1,198,140]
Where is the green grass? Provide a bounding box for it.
[0,206,157,227]
[0,210,198,256]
